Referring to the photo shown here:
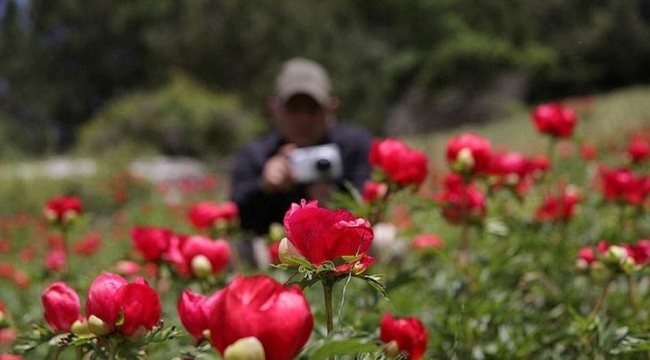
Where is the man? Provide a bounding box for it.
[230,57,373,236]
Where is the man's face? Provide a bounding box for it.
[272,94,333,147]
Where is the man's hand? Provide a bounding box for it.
[260,144,297,194]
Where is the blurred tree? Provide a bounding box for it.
[0,0,649,155]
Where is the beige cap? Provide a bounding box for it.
[275,57,331,107]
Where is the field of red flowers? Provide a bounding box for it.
[1,90,650,359]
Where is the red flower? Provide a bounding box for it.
[188,201,239,230]
[72,233,102,256]
[116,280,162,338]
[177,289,222,342]
[175,235,230,278]
[369,138,429,187]
[283,200,374,267]
[598,167,650,206]
[209,275,313,360]
[531,102,577,138]
[129,226,173,262]
[268,241,281,265]
[527,156,551,178]
[86,273,128,334]
[44,249,67,272]
[43,196,83,225]
[380,313,428,360]
[626,135,650,163]
[412,234,443,250]
[576,247,596,266]
[0,354,22,360]
[85,273,161,338]
[42,282,82,333]
[446,133,492,175]
[435,174,486,224]
[534,188,580,223]
[361,180,388,203]
[580,142,598,161]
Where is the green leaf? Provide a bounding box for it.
[359,274,389,300]
[305,338,382,359]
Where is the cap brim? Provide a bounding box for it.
[278,83,329,107]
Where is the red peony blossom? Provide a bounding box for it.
[174,235,230,278]
[43,196,83,225]
[626,135,650,163]
[534,188,580,223]
[115,280,162,338]
[85,273,161,338]
[44,249,67,272]
[268,241,281,265]
[531,102,577,138]
[283,200,374,268]
[380,313,428,360]
[434,174,486,225]
[177,289,222,342]
[42,282,82,333]
[188,201,239,230]
[576,247,596,266]
[0,328,18,347]
[72,233,102,256]
[86,273,128,334]
[446,133,492,175]
[369,138,429,187]
[0,354,22,360]
[487,151,528,179]
[129,226,173,262]
[412,234,443,250]
[598,166,650,206]
[209,275,313,360]
[580,142,598,161]
[361,180,389,203]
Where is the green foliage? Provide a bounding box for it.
[74,71,263,160]
[2,0,649,155]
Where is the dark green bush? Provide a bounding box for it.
[74,70,264,161]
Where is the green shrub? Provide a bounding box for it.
[74,70,264,161]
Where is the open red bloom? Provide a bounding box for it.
[130,226,173,262]
[598,166,650,206]
[85,273,161,337]
[283,200,374,267]
[209,275,313,360]
[534,188,580,223]
[531,102,577,138]
[446,133,492,175]
[43,196,83,225]
[177,289,222,341]
[361,180,389,203]
[369,138,429,187]
[176,235,230,278]
[116,281,162,338]
[380,313,428,360]
[42,282,82,333]
[435,174,486,224]
[626,135,650,163]
[188,201,239,230]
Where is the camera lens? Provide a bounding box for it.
[315,159,331,171]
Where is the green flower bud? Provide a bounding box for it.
[224,336,265,360]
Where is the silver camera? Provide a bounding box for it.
[289,144,343,184]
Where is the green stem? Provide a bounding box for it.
[323,279,335,360]
[62,226,71,276]
[457,178,471,270]
[626,274,638,313]
[591,277,614,316]
[323,280,334,335]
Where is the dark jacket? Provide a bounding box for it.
[229,123,373,235]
